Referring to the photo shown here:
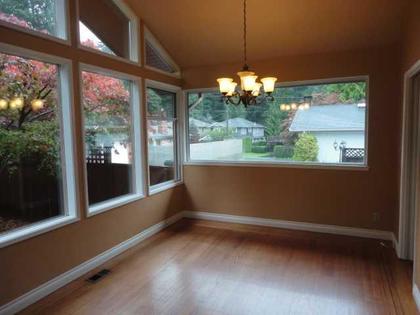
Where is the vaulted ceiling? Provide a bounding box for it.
[128,0,407,69]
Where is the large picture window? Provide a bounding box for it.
[0,0,67,40]
[146,85,180,191]
[186,79,368,166]
[0,44,76,246]
[81,66,142,214]
[78,0,138,62]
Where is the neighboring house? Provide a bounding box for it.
[189,117,212,133]
[289,104,366,163]
[212,117,265,138]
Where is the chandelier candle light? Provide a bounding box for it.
[217,0,277,107]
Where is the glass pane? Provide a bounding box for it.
[0,52,64,234]
[147,88,176,186]
[145,40,176,74]
[81,71,133,206]
[0,0,64,39]
[188,81,367,165]
[79,22,115,56]
[79,0,130,59]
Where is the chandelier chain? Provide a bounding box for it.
[243,0,247,67]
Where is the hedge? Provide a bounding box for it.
[273,145,294,158]
[242,137,252,153]
[253,140,267,146]
[251,145,268,153]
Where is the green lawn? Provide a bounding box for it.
[241,152,272,159]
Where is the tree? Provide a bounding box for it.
[325,82,366,103]
[292,133,318,161]
[0,15,131,176]
[264,103,288,137]
[0,0,55,34]
[189,122,200,143]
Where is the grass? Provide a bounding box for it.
[242,152,272,158]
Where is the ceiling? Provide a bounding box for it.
[128,0,406,69]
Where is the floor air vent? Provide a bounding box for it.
[87,269,111,283]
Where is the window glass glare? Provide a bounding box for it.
[188,81,367,165]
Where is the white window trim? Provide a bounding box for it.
[75,0,139,64]
[0,0,70,45]
[79,63,145,217]
[184,76,369,170]
[0,43,78,248]
[145,80,183,195]
[143,27,181,78]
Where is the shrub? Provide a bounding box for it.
[251,145,268,153]
[208,128,234,141]
[292,133,319,161]
[273,145,294,159]
[242,137,252,153]
[253,140,267,146]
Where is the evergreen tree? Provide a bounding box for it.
[264,103,288,137]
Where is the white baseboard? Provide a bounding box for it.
[392,233,401,258]
[413,284,420,312]
[0,212,184,315]
[184,211,394,241]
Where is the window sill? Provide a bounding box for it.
[0,215,79,248]
[78,45,139,67]
[87,193,145,217]
[149,180,184,196]
[144,65,181,79]
[184,160,369,171]
[0,20,70,46]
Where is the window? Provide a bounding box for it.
[144,28,180,75]
[146,85,180,191]
[0,44,76,246]
[0,0,67,40]
[81,66,143,214]
[186,79,368,166]
[78,0,138,62]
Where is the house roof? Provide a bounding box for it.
[289,104,365,132]
[189,118,212,128]
[212,117,264,129]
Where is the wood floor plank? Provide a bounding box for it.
[20,219,418,315]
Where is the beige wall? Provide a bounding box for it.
[0,0,184,306]
[183,45,402,232]
[401,0,420,291]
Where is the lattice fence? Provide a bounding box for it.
[86,146,112,164]
[340,148,364,163]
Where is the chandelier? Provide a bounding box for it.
[217,0,277,107]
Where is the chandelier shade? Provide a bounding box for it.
[216,0,278,107]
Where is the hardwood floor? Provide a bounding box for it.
[22,219,418,315]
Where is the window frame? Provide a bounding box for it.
[143,27,181,78]
[79,63,145,217]
[145,80,183,195]
[0,0,70,45]
[184,76,370,171]
[76,0,139,65]
[0,43,78,248]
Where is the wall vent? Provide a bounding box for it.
[86,269,111,283]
